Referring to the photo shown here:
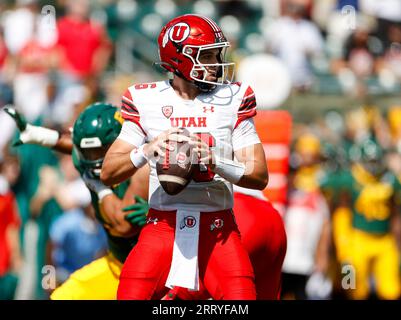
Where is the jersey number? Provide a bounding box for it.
[134,83,157,90]
[192,133,216,183]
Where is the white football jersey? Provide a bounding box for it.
[120,80,259,212]
[282,190,329,275]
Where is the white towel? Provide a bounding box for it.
[165,210,200,291]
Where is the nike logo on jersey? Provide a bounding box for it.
[170,117,207,127]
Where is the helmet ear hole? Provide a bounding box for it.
[184,47,193,55]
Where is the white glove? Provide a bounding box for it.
[3,106,59,147]
[19,124,60,147]
[82,172,112,200]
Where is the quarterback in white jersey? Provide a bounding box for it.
[117,79,260,212]
[101,14,268,300]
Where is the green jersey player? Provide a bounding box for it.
[5,103,149,299]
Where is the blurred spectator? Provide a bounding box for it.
[49,82,89,128]
[0,28,15,158]
[0,26,7,73]
[52,154,91,212]
[51,0,112,125]
[1,0,56,56]
[0,26,12,102]
[376,24,401,84]
[263,0,325,90]
[342,35,375,81]
[55,0,112,85]
[360,0,401,45]
[49,204,107,285]
[10,139,62,300]
[2,0,39,56]
[361,0,401,23]
[323,1,365,59]
[260,0,281,18]
[217,0,258,21]
[13,25,57,122]
[386,106,401,181]
[331,20,382,96]
[282,133,332,299]
[16,164,62,300]
[1,0,57,150]
[0,153,23,300]
[29,154,92,274]
[385,149,401,183]
[388,106,401,152]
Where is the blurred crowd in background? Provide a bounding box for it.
[0,0,401,300]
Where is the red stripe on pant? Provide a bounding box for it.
[117,209,256,300]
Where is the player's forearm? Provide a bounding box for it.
[52,133,73,154]
[235,162,268,190]
[123,166,150,205]
[101,152,138,186]
[209,155,268,190]
[229,143,268,190]
[100,194,138,237]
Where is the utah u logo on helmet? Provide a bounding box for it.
[169,23,190,43]
[157,14,235,91]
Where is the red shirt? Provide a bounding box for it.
[18,40,53,74]
[0,192,20,276]
[57,17,105,78]
[0,39,7,70]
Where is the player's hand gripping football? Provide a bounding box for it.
[3,105,59,147]
[190,133,215,171]
[123,195,149,227]
[143,127,189,159]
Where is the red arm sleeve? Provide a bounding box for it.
[120,88,147,136]
[234,85,257,129]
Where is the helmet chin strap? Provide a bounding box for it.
[173,68,216,92]
[194,80,216,92]
[193,65,223,92]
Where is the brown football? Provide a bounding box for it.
[156,128,196,195]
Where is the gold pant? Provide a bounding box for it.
[50,253,122,300]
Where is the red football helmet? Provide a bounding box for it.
[157,14,234,91]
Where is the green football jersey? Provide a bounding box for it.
[321,165,401,234]
[72,149,137,263]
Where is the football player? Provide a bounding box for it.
[321,138,401,299]
[101,14,269,300]
[281,133,331,300]
[4,103,149,299]
[5,103,287,300]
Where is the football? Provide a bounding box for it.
[156,128,196,195]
